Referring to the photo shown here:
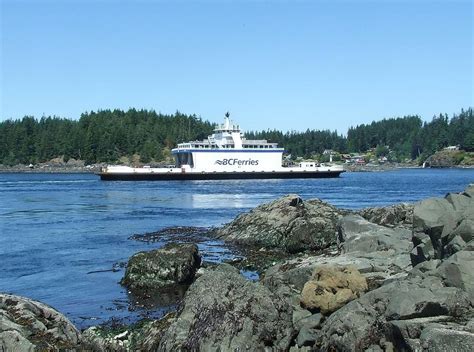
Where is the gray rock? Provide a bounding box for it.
[445,235,467,257]
[317,276,472,351]
[0,330,35,352]
[410,259,441,276]
[0,293,81,351]
[357,203,413,228]
[411,186,474,265]
[365,345,384,352]
[214,195,344,253]
[387,316,452,351]
[462,184,474,198]
[411,237,436,266]
[435,249,474,303]
[134,316,175,351]
[297,313,323,330]
[292,306,312,330]
[80,327,128,351]
[121,242,201,290]
[289,346,311,352]
[296,326,319,347]
[420,325,474,352]
[384,283,470,320]
[159,264,294,351]
[337,215,412,254]
[262,247,412,309]
[450,219,474,243]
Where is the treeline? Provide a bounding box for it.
[247,108,473,160]
[245,129,347,158]
[347,108,474,160]
[0,107,472,165]
[0,109,214,165]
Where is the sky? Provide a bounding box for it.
[1,0,472,133]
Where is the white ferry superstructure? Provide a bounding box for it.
[99,114,344,180]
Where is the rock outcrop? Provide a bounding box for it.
[358,202,413,228]
[338,214,413,256]
[424,150,474,168]
[3,185,473,351]
[411,184,474,266]
[300,265,367,314]
[434,249,474,302]
[121,242,201,290]
[214,194,344,253]
[263,214,413,308]
[158,264,294,351]
[0,293,81,351]
[316,275,473,351]
[81,313,176,351]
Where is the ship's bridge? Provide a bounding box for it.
[171,114,285,170]
[174,114,283,151]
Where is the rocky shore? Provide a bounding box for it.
[0,158,104,173]
[2,185,473,351]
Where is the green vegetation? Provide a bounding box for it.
[0,107,472,166]
[346,108,474,162]
[0,109,214,165]
[245,129,347,159]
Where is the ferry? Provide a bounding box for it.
[99,113,344,181]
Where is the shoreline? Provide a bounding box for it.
[1,183,473,350]
[1,163,473,174]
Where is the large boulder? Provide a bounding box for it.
[300,265,367,314]
[121,243,201,290]
[434,249,474,303]
[0,293,81,351]
[214,194,344,253]
[337,215,413,255]
[358,203,413,228]
[317,276,472,351]
[263,225,412,309]
[417,324,474,352]
[262,214,414,307]
[411,185,474,266]
[387,318,474,352]
[158,264,294,351]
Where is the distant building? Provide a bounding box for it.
[341,154,352,163]
[444,145,460,151]
[346,154,366,164]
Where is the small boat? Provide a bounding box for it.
[99,113,344,181]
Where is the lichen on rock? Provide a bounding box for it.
[300,265,368,314]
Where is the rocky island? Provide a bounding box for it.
[1,185,473,351]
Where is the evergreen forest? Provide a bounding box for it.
[0,107,472,166]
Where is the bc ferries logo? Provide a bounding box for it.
[215,158,259,166]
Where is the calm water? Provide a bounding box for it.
[1,169,473,328]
